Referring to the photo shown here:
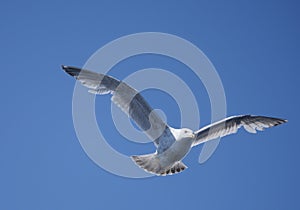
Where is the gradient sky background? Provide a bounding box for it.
[1,0,299,209]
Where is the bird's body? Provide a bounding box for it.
[162,128,194,163]
[132,128,195,175]
[62,65,287,176]
[157,131,193,168]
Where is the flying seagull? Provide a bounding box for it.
[62,65,287,176]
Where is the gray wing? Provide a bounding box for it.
[62,65,173,148]
[193,115,287,146]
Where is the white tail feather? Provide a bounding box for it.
[131,153,187,176]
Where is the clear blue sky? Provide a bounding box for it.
[1,0,299,209]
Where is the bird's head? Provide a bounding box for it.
[180,128,195,139]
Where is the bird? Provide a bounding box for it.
[62,65,287,176]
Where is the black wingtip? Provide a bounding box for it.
[271,117,288,125]
[278,118,288,125]
[266,116,288,127]
[61,65,82,77]
[61,65,68,70]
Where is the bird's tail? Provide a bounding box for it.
[162,161,187,176]
[131,153,161,174]
[131,153,187,176]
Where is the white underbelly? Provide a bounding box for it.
[158,140,192,168]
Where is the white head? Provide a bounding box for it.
[169,127,195,141]
[179,128,195,140]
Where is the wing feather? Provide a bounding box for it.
[62,65,169,143]
[193,115,287,146]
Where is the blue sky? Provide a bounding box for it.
[1,0,299,209]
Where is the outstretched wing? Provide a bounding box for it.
[193,115,287,146]
[62,65,172,146]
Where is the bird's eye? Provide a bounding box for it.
[184,130,187,133]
